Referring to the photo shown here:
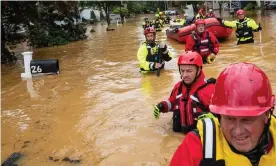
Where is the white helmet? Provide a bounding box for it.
[184,13,188,17]
[209,9,213,12]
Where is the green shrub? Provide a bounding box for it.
[28,22,87,48]
[244,3,255,10]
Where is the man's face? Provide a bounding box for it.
[220,113,269,152]
[179,65,199,85]
[145,33,155,43]
[196,24,205,33]
[237,14,245,20]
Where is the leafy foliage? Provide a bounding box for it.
[1,1,87,64]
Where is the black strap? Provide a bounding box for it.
[206,31,214,53]
[192,32,213,53]
[145,42,159,62]
[202,118,216,160]
[192,78,216,112]
[191,33,201,53]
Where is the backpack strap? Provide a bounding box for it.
[202,118,217,160]
[190,78,216,112]
[206,31,214,52]
[191,33,201,53]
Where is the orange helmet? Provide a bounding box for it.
[144,27,155,35]
[177,51,203,68]
[236,9,245,16]
[210,62,275,116]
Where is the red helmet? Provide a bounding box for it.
[236,9,245,16]
[210,62,275,116]
[144,27,155,35]
[195,19,205,26]
[177,51,203,68]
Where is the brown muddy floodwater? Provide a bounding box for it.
[1,10,276,166]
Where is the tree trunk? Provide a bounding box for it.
[218,2,223,15]
[192,4,197,14]
[1,25,17,64]
[104,5,110,26]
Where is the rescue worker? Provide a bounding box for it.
[179,13,188,26]
[152,14,163,31]
[142,18,150,29]
[173,14,183,23]
[206,9,216,18]
[185,19,219,64]
[159,11,165,21]
[153,51,216,134]
[137,27,172,73]
[195,8,205,20]
[183,13,193,26]
[164,11,171,24]
[170,62,276,166]
[217,9,262,45]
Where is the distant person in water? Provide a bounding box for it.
[185,19,219,64]
[217,9,261,45]
[137,27,172,73]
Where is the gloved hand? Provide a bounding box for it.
[153,102,168,119]
[159,42,169,55]
[216,17,223,24]
[200,159,225,166]
[257,25,262,31]
[154,62,162,69]
[153,104,163,119]
[206,54,216,64]
[207,77,216,84]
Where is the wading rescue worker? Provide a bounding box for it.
[137,27,172,73]
[185,19,219,64]
[170,62,276,166]
[195,8,205,20]
[206,9,216,18]
[142,18,150,29]
[152,14,163,31]
[164,11,171,24]
[153,51,216,134]
[217,9,261,45]
[142,18,151,29]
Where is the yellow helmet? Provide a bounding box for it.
[159,12,163,16]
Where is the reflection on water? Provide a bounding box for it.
[1,10,276,165]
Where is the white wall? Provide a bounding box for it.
[80,8,104,21]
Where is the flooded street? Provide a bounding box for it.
[1,10,276,165]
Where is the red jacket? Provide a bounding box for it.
[170,132,203,166]
[162,72,215,126]
[170,129,274,166]
[185,30,219,59]
[206,13,216,18]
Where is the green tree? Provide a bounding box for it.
[80,1,121,25]
[1,1,37,64]
[1,1,87,64]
